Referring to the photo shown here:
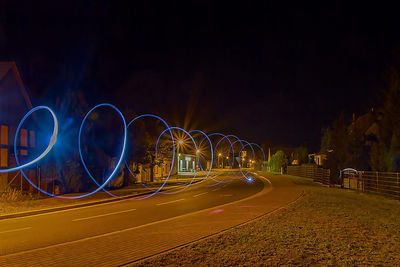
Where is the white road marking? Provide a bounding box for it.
[156,198,185,206]
[193,192,208,197]
[72,208,137,222]
[0,227,32,234]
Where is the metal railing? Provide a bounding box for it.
[287,165,330,185]
[342,170,400,200]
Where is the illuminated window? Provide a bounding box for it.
[0,125,8,145]
[20,129,28,147]
[0,148,7,167]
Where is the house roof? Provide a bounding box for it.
[0,62,33,110]
[348,112,376,136]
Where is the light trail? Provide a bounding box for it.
[1,104,265,201]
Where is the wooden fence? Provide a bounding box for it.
[287,165,330,185]
[342,170,400,200]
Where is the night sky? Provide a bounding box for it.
[1,2,399,151]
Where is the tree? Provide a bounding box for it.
[321,113,350,183]
[269,150,288,172]
[142,142,172,182]
[293,146,309,165]
[126,120,174,183]
[321,111,368,183]
[39,88,91,193]
[370,71,400,171]
[320,128,333,153]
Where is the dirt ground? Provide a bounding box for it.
[135,175,400,266]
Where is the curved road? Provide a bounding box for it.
[0,171,302,266]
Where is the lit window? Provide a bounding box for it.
[0,125,8,145]
[20,129,28,147]
[0,148,7,167]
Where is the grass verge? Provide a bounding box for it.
[134,175,400,266]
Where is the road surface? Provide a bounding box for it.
[0,171,302,266]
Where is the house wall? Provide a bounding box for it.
[0,63,37,193]
[134,160,177,183]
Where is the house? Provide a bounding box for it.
[308,153,327,166]
[0,62,39,192]
[348,109,381,146]
[177,153,197,173]
[130,158,175,183]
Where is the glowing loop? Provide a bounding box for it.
[204,133,240,184]
[77,103,128,198]
[13,106,61,197]
[122,114,176,200]
[229,137,256,181]
[5,103,265,200]
[0,106,58,173]
[189,129,214,182]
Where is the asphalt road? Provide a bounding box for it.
[0,171,264,256]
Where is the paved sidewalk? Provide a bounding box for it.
[0,173,303,266]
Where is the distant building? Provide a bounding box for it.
[177,153,197,173]
[308,153,327,166]
[130,159,175,183]
[348,109,381,146]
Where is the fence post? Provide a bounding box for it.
[53,167,55,195]
[328,169,331,184]
[361,172,363,192]
[349,173,351,188]
[376,171,379,194]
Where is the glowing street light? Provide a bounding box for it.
[196,149,200,154]
[177,139,184,172]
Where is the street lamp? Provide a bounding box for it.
[218,153,222,168]
[177,140,184,172]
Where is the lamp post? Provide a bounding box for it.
[196,149,200,170]
[218,153,222,168]
[177,140,183,172]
